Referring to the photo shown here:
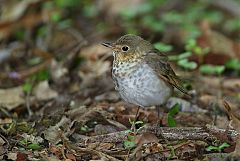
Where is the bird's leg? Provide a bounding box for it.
[156,105,162,126]
[156,105,164,139]
[131,106,140,132]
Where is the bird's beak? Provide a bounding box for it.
[101,42,113,48]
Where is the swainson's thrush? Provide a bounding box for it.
[102,34,188,121]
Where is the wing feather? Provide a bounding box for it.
[144,50,190,96]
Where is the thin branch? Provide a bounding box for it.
[78,124,239,144]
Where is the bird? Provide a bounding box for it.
[102,34,189,126]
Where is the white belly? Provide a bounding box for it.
[113,63,173,107]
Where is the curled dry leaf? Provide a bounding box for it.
[33,81,58,101]
[0,86,25,110]
[44,116,71,144]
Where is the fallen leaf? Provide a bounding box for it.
[6,152,17,160]
[44,116,71,144]
[33,81,58,101]
[65,153,76,161]
[132,132,160,160]
[0,86,25,110]
[196,21,240,64]
[223,78,240,92]
[80,44,111,61]
[0,0,41,22]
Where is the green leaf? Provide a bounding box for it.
[206,145,219,151]
[27,143,42,150]
[218,143,230,150]
[28,57,42,66]
[58,19,73,29]
[123,140,135,149]
[154,42,173,52]
[127,134,135,142]
[167,104,180,127]
[135,121,144,125]
[177,59,197,70]
[199,64,225,75]
[168,104,180,116]
[178,52,193,60]
[185,39,197,51]
[14,29,25,41]
[206,143,230,152]
[162,12,184,24]
[142,16,166,32]
[50,11,61,23]
[55,0,80,8]
[22,82,33,93]
[19,139,29,146]
[167,115,176,127]
[36,69,50,81]
[225,59,240,71]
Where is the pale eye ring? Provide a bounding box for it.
[122,46,129,52]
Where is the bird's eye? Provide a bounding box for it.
[122,46,129,52]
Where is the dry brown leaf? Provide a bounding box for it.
[223,78,240,92]
[132,132,159,159]
[0,0,43,39]
[50,60,68,81]
[199,94,239,112]
[33,81,58,101]
[0,86,25,110]
[96,0,143,17]
[44,116,71,144]
[65,153,76,161]
[80,44,111,61]
[197,21,240,64]
[6,152,17,160]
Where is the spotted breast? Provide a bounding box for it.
[112,61,173,107]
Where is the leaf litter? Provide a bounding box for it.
[0,0,240,160]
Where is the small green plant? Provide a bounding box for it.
[167,146,176,160]
[199,64,225,75]
[19,139,42,151]
[167,104,180,127]
[225,59,240,75]
[28,57,42,66]
[129,119,144,132]
[22,82,33,93]
[22,69,50,94]
[154,42,173,52]
[123,132,136,150]
[123,120,144,150]
[80,125,90,132]
[206,142,230,152]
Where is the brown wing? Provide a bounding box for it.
[144,50,190,96]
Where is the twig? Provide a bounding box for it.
[78,124,238,144]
